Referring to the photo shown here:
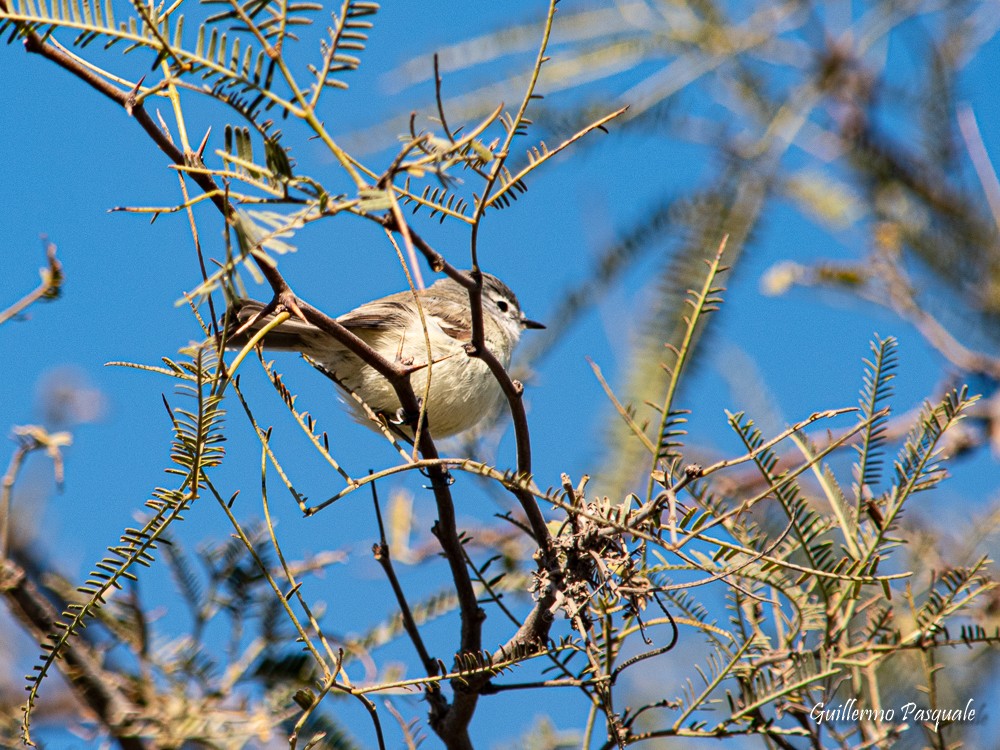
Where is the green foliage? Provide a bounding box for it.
[22,345,226,745]
[854,335,898,501]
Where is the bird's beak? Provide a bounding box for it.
[522,317,546,330]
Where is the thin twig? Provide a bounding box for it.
[370,478,440,680]
[1,427,71,560]
[0,242,62,326]
[0,557,149,750]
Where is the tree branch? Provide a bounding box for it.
[0,559,148,750]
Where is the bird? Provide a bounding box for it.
[222,272,544,439]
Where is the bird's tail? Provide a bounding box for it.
[221,299,321,351]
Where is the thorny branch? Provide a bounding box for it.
[0,5,559,747]
[0,559,149,750]
[369,479,447,715]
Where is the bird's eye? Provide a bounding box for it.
[496,299,509,313]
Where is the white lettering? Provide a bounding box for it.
[812,699,974,732]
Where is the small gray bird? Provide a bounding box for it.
[223,273,544,439]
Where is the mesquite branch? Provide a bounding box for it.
[1,558,148,750]
[2,8,560,748]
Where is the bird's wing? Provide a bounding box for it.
[424,304,472,341]
[223,298,326,350]
[336,297,412,331]
[338,290,472,342]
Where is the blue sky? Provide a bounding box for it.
[3,3,1000,748]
